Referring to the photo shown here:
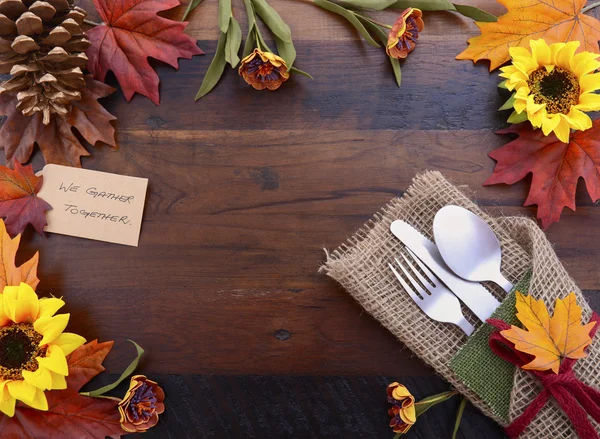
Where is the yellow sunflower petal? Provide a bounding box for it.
[508,46,532,59]
[530,39,551,66]
[34,313,70,346]
[580,74,600,94]
[37,297,65,319]
[400,404,417,424]
[513,97,527,114]
[555,41,580,70]
[554,118,571,143]
[49,371,67,390]
[36,344,68,376]
[574,57,600,78]
[526,95,545,115]
[529,107,546,128]
[22,366,53,390]
[7,379,36,402]
[564,108,592,131]
[549,42,564,65]
[50,332,86,356]
[0,396,15,417]
[542,113,561,136]
[513,55,538,75]
[577,93,600,112]
[21,388,48,411]
[3,283,40,324]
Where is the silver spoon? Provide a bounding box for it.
[433,205,513,293]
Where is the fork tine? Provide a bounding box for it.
[404,248,437,287]
[399,253,435,296]
[388,262,422,303]
[394,257,429,299]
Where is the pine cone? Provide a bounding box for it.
[0,0,90,125]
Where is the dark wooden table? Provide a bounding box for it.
[13,0,600,437]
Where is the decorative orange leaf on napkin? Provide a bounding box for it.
[0,76,117,168]
[456,0,600,71]
[86,0,204,104]
[484,121,600,229]
[0,162,52,236]
[0,340,124,439]
[501,291,596,374]
[0,218,39,291]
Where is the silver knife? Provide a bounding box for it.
[390,220,500,322]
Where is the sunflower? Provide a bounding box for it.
[499,39,600,143]
[0,283,85,417]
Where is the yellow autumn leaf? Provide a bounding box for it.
[456,0,600,71]
[0,219,39,291]
[501,291,596,374]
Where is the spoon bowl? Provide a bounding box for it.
[433,205,513,293]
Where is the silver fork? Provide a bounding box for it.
[388,249,475,336]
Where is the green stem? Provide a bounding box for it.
[582,1,600,13]
[255,29,263,50]
[451,397,468,439]
[354,12,392,29]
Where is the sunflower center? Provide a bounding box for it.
[527,67,580,114]
[0,323,44,381]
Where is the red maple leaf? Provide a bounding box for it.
[484,121,600,229]
[0,340,124,439]
[86,0,204,104]
[0,76,117,168]
[0,161,52,236]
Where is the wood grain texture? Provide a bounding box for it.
[4,0,600,380]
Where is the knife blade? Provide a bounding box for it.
[390,220,500,322]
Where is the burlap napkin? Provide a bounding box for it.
[320,171,600,438]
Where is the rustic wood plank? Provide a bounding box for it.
[17,126,600,375]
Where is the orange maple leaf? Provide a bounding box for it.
[501,291,596,374]
[0,218,39,291]
[456,0,600,71]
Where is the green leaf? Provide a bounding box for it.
[387,0,456,11]
[251,0,292,43]
[80,340,145,397]
[242,0,257,57]
[498,79,508,89]
[360,17,401,87]
[195,32,228,100]
[314,0,379,47]
[275,37,296,70]
[499,93,516,111]
[290,66,313,79]
[339,0,397,10]
[218,0,232,33]
[453,4,497,22]
[243,28,256,57]
[182,0,205,21]
[225,16,242,67]
[452,397,468,439]
[414,390,458,417]
[507,110,528,124]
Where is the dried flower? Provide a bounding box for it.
[386,8,424,59]
[238,49,290,91]
[499,39,600,143]
[387,382,416,434]
[0,283,86,417]
[118,375,165,433]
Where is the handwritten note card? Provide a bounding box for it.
[37,165,148,247]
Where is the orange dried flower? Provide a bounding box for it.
[118,375,165,433]
[387,382,417,434]
[386,8,424,59]
[238,48,290,91]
